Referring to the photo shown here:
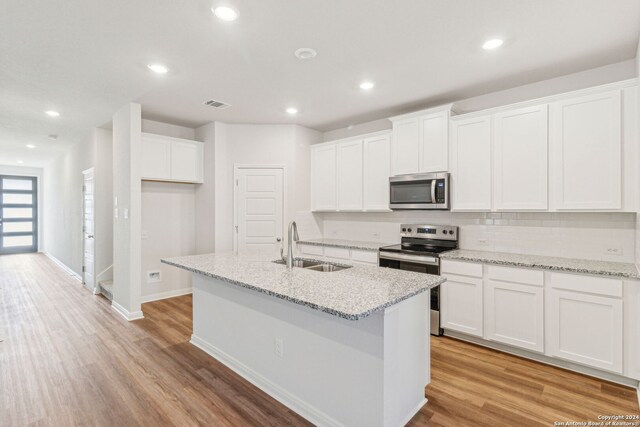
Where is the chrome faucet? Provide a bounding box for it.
[285,221,299,270]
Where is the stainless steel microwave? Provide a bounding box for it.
[389,172,450,210]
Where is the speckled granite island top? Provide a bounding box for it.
[440,249,640,279]
[162,251,444,320]
[297,238,393,252]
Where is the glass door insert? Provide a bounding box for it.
[0,175,38,254]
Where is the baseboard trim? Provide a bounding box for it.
[444,330,639,388]
[141,287,192,303]
[43,252,82,283]
[190,334,343,427]
[111,300,144,321]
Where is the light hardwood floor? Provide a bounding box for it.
[1,253,638,426]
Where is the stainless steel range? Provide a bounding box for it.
[378,224,459,336]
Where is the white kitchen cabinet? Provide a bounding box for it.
[363,134,391,211]
[141,133,203,183]
[311,144,337,211]
[450,115,492,211]
[171,140,203,183]
[624,281,640,380]
[485,265,544,352]
[420,110,449,173]
[547,272,623,373]
[391,117,421,175]
[441,260,483,337]
[550,90,622,210]
[141,134,172,180]
[336,139,363,211]
[493,105,548,210]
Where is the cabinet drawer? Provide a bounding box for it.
[488,265,543,287]
[548,272,622,298]
[298,244,324,256]
[441,260,482,278]
[324,246,351,260]
[351,249,378,264]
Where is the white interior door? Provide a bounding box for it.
[82,170,95,290]
[235,167,284,252]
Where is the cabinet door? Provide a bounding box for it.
[311,144,337,211]
[547,288,623,373]
[171,140,203,183]
[141,135,171,180]
[450,116,492,211]
[391,118,420,175]
[493,105,548,210]
[624,281,640,380]
[550,90,622,210]
[420,110,449,173]
[363,134,391,211]
[441,273,483,337]
[336,140,363,211]
[485,280,544,352]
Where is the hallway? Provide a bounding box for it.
[0,253,638,426]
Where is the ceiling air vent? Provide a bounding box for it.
[203,99,231,109]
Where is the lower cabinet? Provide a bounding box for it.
[440,273,483,337]
[547,287,623,374]
[625,282,640,380]
[485,279,544,352]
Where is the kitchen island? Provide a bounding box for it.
[162,251,445,427]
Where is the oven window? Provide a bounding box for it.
[390,180,432,204]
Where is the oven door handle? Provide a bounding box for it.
[379,252,439,265]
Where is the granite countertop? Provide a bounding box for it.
[162,251,444,320]
[297,238,394,252]
[440,249,640,279]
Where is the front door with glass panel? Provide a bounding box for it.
[0,175,38,254]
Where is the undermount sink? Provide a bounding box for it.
[273,258,352,272]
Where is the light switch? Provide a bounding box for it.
[124,208,129,219]
[114,208,118,219]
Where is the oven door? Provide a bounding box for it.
[389,172,449,210]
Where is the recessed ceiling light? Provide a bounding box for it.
[45,110,60,117]
[17,160,24,164]
[286,107,298,115]
[294,48,317,60]
[147,63,169,74]
[482,39,504,50]
[48,134,58,140]
[26,144,35,149]
[213,6,239,21]
[359,81,375,90]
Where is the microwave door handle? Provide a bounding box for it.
[431,180,436,203]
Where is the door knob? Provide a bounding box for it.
[87,235,94,239]
[276,237,281,242]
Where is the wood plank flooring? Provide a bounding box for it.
[1,253,638,426]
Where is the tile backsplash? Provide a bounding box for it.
[315,211,637,263]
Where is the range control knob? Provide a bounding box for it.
[402,228,407,232]
[449,230,454,235]
[407,228,412,233]
[442,230,447,234]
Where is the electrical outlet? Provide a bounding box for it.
[141,230,148,239]
[372,232,380,239]
[274,338,284,358]
[604,246,623,256]
[147,271,161,283]
[477,238,489,245]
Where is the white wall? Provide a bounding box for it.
[320,211,636,263]
[0,165,44,252]
[322,59,636,142]
[636,40,640,268]
[94,128,113,280]
[211,123,322,252]
[194,122,216,254]
[43,134,96,274]
[140,118,198,301]
[141,181,195,301]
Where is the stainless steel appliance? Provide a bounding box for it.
[389,172,450,210]
[378,224,459,336]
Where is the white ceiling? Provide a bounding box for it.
[1,0,639,167]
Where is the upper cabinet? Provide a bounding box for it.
[311,132,391,212]
[390,106,451,176]
[450,115,492,211]
[336,139,363,211]
[493,105,548,210]
[141,133,203,183]
[311,144,337,211]
[550,90,622,210]
[363,134,391,211]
